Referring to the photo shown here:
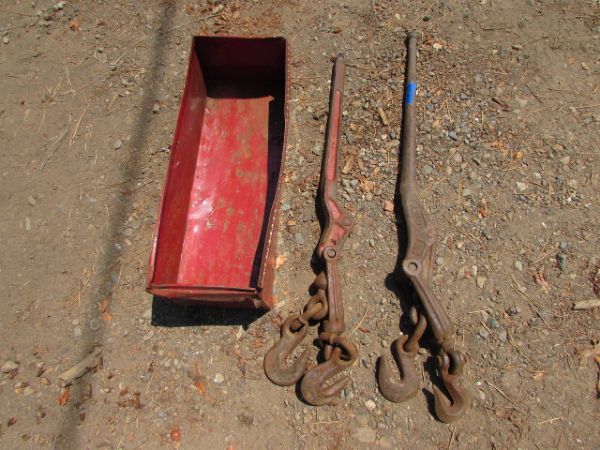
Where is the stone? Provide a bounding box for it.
[365,399,376,411]
[294,233,305,246]
[1,360,19,373]
[113,139,123,150]
[354,426,377,444]
[448,131,458,141]
[556,253,567,271]
[514,260,523,271]
[476,276,486,289]
[383,200,394,212]
[515,182,527,192]
[214,373,225,384]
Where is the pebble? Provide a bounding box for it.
[280,202,291,212]
[89,318,101,331]
[478,327,490,339]
[476,276,486,289]
[113,139,123,150]
[498,329,508,342]
[515,181,527,192]
[1,360,19,373]
[514,260,523,271]
[448,131,458,141]
[294,233,305,246]
[422,164,433,175]
[152,102,160,113]
[214,373,225,384]
[28,196,37,206]
[365,399,376,411]
[353,426,377,444]
[486,317,500,329]
[2,37,9,45]
[556,253,567,271]
[507,306,521,316]
[435,256,444,266]
[383,200,394,212]
[73,326,82,338]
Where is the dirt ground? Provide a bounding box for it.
[1,0,599,449]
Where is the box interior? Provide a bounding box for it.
[151,37,286,291]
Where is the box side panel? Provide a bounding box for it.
[151,43,207,285]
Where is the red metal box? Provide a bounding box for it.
[147,36,288,309]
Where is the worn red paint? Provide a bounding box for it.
[147,36,288,309]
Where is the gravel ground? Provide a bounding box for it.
[0,1,599,449]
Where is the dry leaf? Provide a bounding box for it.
[170,424,182,448]
[58,387,70,406]
[275,255,287,269]
[533,271,550,293]
[69,18,79,31]
[99,299,110,313]
[194,379,206,395]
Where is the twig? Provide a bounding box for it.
[573,103,600,110]
[350,305,370,335]
[69,103,90,150]
[538,417,563,425]
[40,118,70,169]
[573,299,600,310]
[59,347,102,386]
[447,426,456,450]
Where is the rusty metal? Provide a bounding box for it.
[263,287,328,386]
[377,308,426,402]
[300,333,358,406]
[377,31,469,422]
[147,36,289,309]
[264,54,356,405]
[433,349,469,423]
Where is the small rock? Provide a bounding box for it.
[294,233,305,246]
[452,152,462,164]
[514,260,523,271]
[53,1,66,11]
[280,202,291,212]
[478,327,490,339]
[89,318,101,331]
[515,181,527,192]
[73,326,82,338]
[422,164,433,175]
[354,426,377,444]
[383,200,394,212]
[486,317,500,329]
[214,373,225,384]
[28,196,37,206]
[364,399,376,411]
[511,44,523,50]
[476,276,486,289]
[560,155,571,165]
[152,102,160,114]
[1,360,19,373]
[498,329,508,342]
[113,139,123,150]
[2,37,9,45]
[448,131,458,141]
[435,257,444,266]
[461,188,471,197]
[507,306,521,316]
[556,253,567,271]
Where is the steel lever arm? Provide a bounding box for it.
[400,32,453,345]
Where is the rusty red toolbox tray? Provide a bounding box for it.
[147,36,288,309]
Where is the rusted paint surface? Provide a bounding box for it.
[147,36,288,309]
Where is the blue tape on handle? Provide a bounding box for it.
[405,82,417,105]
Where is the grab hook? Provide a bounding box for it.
[433,350,469,423]
[263,315,310,386]
[377,311,427,402]
[300,333,357,406]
